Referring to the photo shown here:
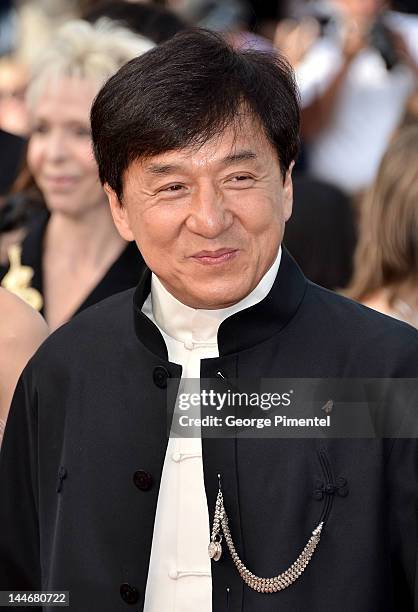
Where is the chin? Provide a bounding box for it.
[45,197,88,218]
[45,196,75,212]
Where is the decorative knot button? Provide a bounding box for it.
[120,583,139,605]
[314,476,349,500]
[335,476,349,497]
[153,366,171,389]
[133,470,153,491]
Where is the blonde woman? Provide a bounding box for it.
[0,20,153,331]
[0,288,47,446]
[347,125,418,328]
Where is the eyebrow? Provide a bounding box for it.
[145,150,258,175]
[31,117,90,127]
[222,150,258,165]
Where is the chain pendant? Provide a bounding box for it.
[209,475,324,593]
[208,481,224,562]
[208,540,222,561]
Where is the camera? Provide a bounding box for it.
[369,17,399,70]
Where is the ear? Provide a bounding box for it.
[282,161,294,223]
[104,183,135,242]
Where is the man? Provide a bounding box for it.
[0,29,417,612]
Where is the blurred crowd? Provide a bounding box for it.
[0,0,417,335]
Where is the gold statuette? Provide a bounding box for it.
[1,244,43,311]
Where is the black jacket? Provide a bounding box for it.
[0,249,417,611]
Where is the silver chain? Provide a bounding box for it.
[209,483,324,593]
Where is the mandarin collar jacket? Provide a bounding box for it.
[0,249,417,612]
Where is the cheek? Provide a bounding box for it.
[233,194,282,235]
[27,139,42,176]
[78,146,100,182]
[130,205,183,249]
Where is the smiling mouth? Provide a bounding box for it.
[43,176,79,187]
[190,249,239,265]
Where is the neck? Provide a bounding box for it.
[45,205,126,265]
[386,278,418,308]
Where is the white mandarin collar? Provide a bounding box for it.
[150,246,282,347]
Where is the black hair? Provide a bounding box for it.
[91,28,300,199]
[83,0,188,44]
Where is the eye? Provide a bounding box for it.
[227,174,255,187]
[31,123,49,135]
[71,126,91,137]
[157,183,186,195]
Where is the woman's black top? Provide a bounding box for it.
[0,210,145,318]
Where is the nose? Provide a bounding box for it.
[43,130,68,163]
[186,182,233,238]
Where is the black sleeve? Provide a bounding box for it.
[386,436,418,611]
[0,369,41,590]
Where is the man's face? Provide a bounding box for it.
[106,116,293,309]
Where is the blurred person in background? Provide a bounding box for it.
[0,54,29,199]
[284,174,356,289]
[161,0,277,51]
[0,19,152,331]
[398,86,418,127]
[274,14,320,68]
[0,0,17,56]
[346,125,418,328]
[295,0,418,196]
[0,128,26,199]
[0,168,45,267]
[164,0,250,31]
[82,0,188,43]
[0,287,47,446]
[0,54,28,136]
[392,0,417,12]
[13,0,78,64]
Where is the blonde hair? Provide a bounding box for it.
[27,19,154,108]
[347,126,418,303]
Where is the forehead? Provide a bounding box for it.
[133,115,278,176]
[334,0,382,15]
[30,76,98,120]
[0,60,27,91]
